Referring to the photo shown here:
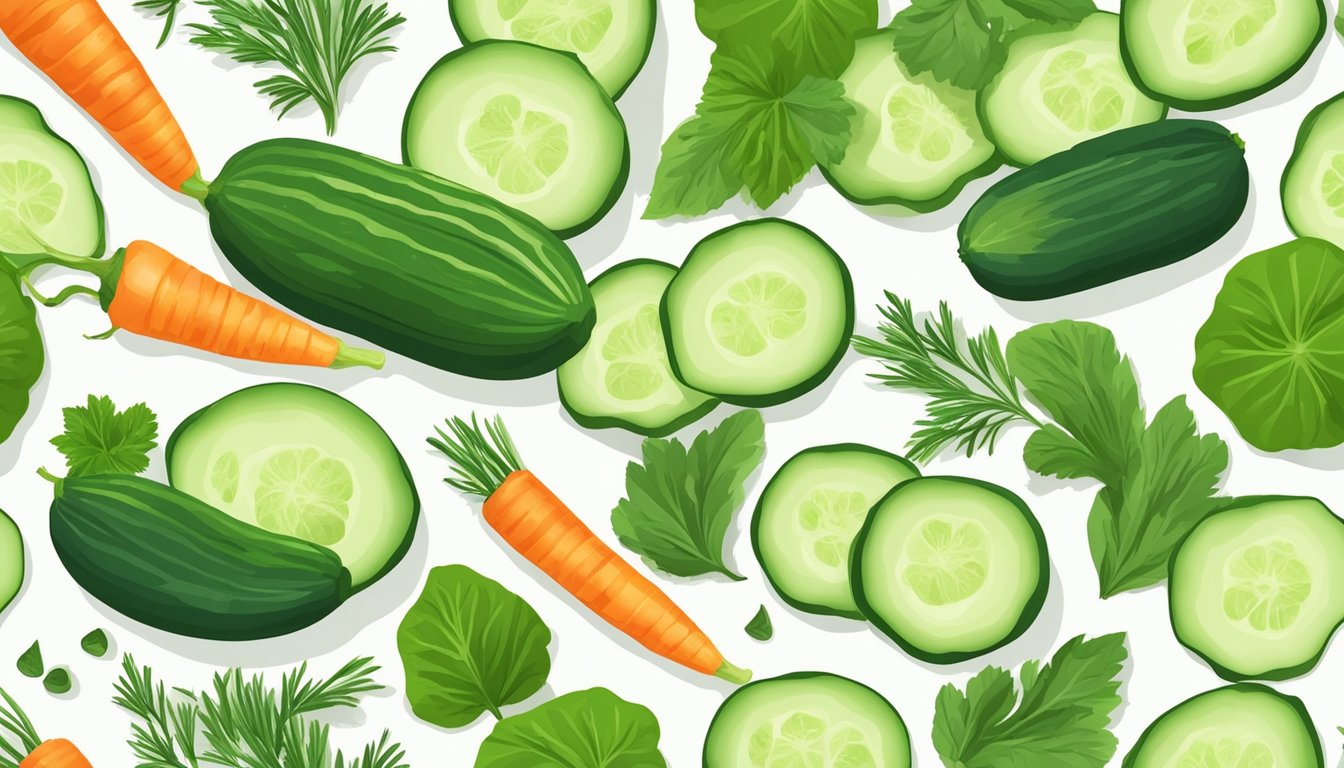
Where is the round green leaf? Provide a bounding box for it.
[0,269,43,445]
[1194,238,1344,451]
[474,688,667,768]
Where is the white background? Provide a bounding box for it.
[1,0,1342,765]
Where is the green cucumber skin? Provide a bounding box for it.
[1118,0,1326,112]
[750,443,918,621]
[850,475,1050,665]
[959,120,1248,301]
[1120,683,1325,768]
[821,153,1003,212]
[1282,91,1344,239]
[558,259,721,437]
[1168,495,1344,683]
[204,139,596,380]
[50,474,351,641]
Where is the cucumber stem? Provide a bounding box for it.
[36,467,64,497]
[714,660,752,685]
[179,171,210,203]
[1230,132,1246,151]
[329,342,385,370]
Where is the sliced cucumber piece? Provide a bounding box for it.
[1123,684,1324,768]
[852,476,1048,663]
[662,219,854,407]
[0,509,22,615]
[1169,496,1344,681]
[823,30,999,210]
[703,672,911,768]
[1283,92,1344,249]
[981,13,1166,166]
[753,444,919,619]
[557,259,718,436]
[167,383,420,591]
[0,96,103,258]
[403,40,629,237]
[1120,0,1326,110]
[448,0,655,99]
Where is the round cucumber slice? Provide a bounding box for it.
[981,13,1166,166]
[662,219,854,407]
[703,672,911,768]
[753,444,919,619]
[852,476,1048,663]
[403,40,629,237]
[448,0,655,99]
[1169,496,1344,681]
[1283,92,1344,249]
[557,259,718,436]
[166,383,419,591]
[0,509,22,615]
[1120,0,1326,110]
[0,96,103,258]
[1123,684,1324,768]
[823,31,999,210]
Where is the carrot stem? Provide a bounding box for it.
[714,660,753,685]
[330,342,385,370]
[180,171,210,203]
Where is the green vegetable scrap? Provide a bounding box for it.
[611,410,765,580]
[0,272,43,447]
[745,606,773,641]
[80,629,109,658]
[933,633,1127,767]
[475,688,667,768]
[397,565,552,728]
[50,394,158,478]
[41,668,70,695]
[14,643,41,679]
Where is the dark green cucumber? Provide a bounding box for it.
[959,119,1248,301]
[204,139,595,380]
[50,474,351,640]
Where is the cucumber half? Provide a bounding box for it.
[1120,0,1326,110]
[0,509,22,615]
[448,0,656,99]
[852,476,1048,663]
[1169,496,1344,681]
[703,672,911,768]
[752,444,919,619]
[662,219,854,407]
[167,383,420,591]
[1282,92,1344,249]
[823,31,999,210]
[0,96,103,258]
[1123,684,1324,768]
[557,259,718,436]
[981,13,1166,166]
[402,40,629,238]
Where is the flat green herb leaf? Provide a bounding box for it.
[16,641,42,678]
[475,688,667,768]
[397,565,551,728]
[80,628,109,658]
[1000,0,1095,22]
[1193,238,1344,452]
[49,394,158,477]
[695,0,877,79]
[42,667,71,695]
[892,0,1006,90]
[0,271,43,447]
[933,634,1126,767]
[612,410,765,579]
[745,606,773,641]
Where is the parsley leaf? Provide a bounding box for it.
[475,688,667,768]
[933,633,1127,768]
[611,410,766,580]
[695,0,877,80]
[50,395,158,477]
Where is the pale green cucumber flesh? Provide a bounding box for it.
[0,509,22,615]
[1283,93,1344,248]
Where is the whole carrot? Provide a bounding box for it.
[0,0,202,195]
[19,740,92,768]
[429,415,752,684]
[0,690,92,768]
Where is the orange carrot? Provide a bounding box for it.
[0,0,201,194]
[20,740,92,768]
[1,690,91,768]
[430,415,752,684]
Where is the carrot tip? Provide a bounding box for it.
[714,660,752,685]
[330,342,385,370]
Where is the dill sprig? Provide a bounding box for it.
[852,293,1040,462]
[188,0,405,134]
[134,0,187,47]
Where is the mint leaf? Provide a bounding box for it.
[695,0,877,79]
[745,606,773,641]
[933,634,1126,767]
[397,565,552,728]
[49,394,159,477]
[476,688,666,768]
[612,411,765,579]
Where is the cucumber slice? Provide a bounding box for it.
[0,509,22,615]
[823,31,999,210]
[1123,684,1324,768]
[981,13,1167,166]
[1120,0,1326,110]
[1282,92,1344,249]
[852,476,1048,663]
[448,0,655,99]
[1169,496,1344,681]
[0,96,103,258]
[166,383,420,591]
[662,219,854,407]
[557,259,718,436]
[703,672,911,768]
[752,444,919,619]
[402,40,629,238]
